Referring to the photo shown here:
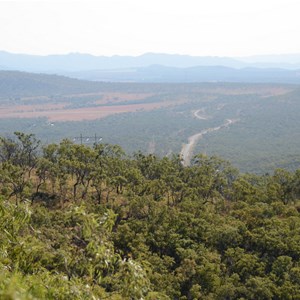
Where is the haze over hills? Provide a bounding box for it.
[2,51,300,83]
[2,51,300,71]
[0,70,114,97]
[63,65,300,84]
[0,51,245,72]
[239,53,300,68]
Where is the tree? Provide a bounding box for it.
[0,132,40,178]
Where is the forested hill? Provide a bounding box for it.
[0,132,300,299]
[0,71,109,97]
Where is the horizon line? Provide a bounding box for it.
[1,49,300,59]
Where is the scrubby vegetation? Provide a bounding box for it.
[2,71,300,174]
[0,132,300,299]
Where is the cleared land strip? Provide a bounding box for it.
[180,118,238,166]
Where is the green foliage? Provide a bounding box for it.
[0,134,300,299]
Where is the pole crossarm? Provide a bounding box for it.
[73,134,102,145]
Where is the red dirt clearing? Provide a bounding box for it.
[0,101,175,121]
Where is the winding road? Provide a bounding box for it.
[180,118,238,166]
[194,109,208,120]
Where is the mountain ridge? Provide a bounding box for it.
[1,66,300,88]
[63,64,300,84]
[2,51,300,73]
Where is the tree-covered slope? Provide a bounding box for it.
[0,71,121,98]
[0,133,300,299]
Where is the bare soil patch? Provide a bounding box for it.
[0,101,174,121]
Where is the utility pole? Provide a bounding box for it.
[73,134,102,145]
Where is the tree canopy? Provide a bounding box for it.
[0,132,299,299]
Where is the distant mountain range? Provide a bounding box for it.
[0,51,245,72]
[1,51,300,83]
[62,65,300,84]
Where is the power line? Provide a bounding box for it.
[73,134,102,145]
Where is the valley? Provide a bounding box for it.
[0,71,300,173]
[2,1,300,298]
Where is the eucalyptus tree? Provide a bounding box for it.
[0,161,30,203]
[0,132,40,177]
[55,140,96,201]
[92,144,126,203]
[267,169,294,204]
[188,154,239,201]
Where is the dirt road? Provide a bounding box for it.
[194,109,209,120]
[180,118,238,166]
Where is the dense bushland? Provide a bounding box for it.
[0,132,300,299]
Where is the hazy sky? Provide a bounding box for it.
[1,0,300,57]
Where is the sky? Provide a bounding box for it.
[0,0,300,57]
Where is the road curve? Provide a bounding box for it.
[194,109,208,120]
[180,118,238,166]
